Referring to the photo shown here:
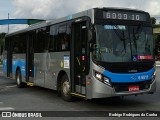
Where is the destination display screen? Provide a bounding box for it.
[103,11,147,21]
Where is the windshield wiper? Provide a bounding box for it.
[134,24,143,40]
[133,28,138,53]
[113,25,126,52]
[132,24,143,54]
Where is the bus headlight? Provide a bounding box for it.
[95,72,103,81]
[94,70,112,86]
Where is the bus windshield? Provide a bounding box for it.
[93,24,154,62]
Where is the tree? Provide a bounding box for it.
[0,33,6,45]
[151,17,156,25]
[0,33,6,55]
[155,34,160,56]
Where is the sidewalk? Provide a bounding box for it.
[156,61,160,67]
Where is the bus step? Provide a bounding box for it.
[70,92,86,99]
[27,82,34,86]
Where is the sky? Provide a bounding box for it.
[0,0,160,33]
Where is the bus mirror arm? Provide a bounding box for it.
[85,35,92,75]
[88,29,94,51]
[88,41,94,52]
[88,29,93,42]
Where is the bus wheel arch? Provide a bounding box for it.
[16,67,25,88]
[57,71,67,96]
[57,71,73,101]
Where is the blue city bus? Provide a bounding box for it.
[3,7,156,101]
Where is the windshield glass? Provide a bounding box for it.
[93,24,153,62]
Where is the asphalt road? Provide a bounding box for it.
[0,67,160,120]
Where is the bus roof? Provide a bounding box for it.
[6,7,148,37]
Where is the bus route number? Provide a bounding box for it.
[103,12,142,21]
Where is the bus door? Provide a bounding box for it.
[7,39,13,78]
[71,21,89,95]
[26,33,34,83]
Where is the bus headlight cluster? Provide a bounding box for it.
[94,71,112,86]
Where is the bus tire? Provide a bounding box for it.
[61,74,73,102]
[16,70,25,88]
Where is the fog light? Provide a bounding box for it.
[104,77,111,86]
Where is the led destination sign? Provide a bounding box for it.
[103,11,147,21]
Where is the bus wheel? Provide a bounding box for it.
[61,74,73,101]
[16,70,25,88]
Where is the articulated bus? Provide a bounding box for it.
[3,8,156,101]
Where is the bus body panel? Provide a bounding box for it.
[3,59,7,75]
[47,52,70,90]
[33,52,70,90]
[12,54,26,75]
[3,54,26,80]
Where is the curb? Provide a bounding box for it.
[156,61,160,67]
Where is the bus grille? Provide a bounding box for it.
[112,80,151,92]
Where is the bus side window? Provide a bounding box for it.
[49,25,57,52]
[49,23,70,52]
[35,27,46,53]
[62,35,69,50]
[58,24,68,51]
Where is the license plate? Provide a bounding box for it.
[129,86,139,92]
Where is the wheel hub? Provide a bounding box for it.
[62,81,70,96]
[17,75,20,85]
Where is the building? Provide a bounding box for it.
[153,27,160,34]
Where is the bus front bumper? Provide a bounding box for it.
[89,77,156,99]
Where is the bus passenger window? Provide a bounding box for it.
[62,35,69,50]
[49,25,57,52]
